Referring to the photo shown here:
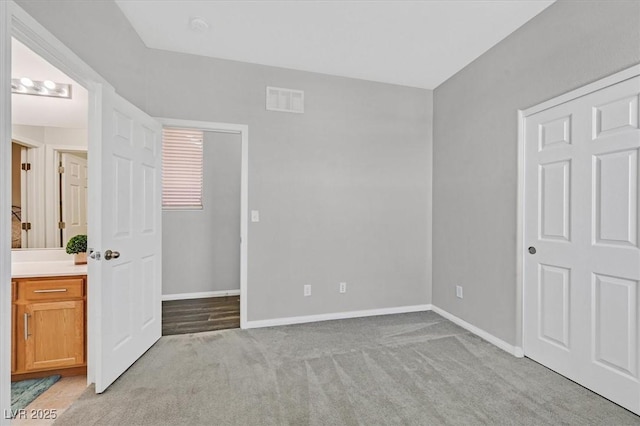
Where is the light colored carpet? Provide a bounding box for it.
[56,312,640,425]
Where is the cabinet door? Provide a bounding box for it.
[24,300,84,371]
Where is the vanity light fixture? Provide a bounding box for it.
[19,77,34,87]
[11,78,72,99]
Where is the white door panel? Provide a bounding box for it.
[524,76,640,413]
[538,263,571,349]
[594,149,637,246]
[539,160,571,241]
[93,87,162,393]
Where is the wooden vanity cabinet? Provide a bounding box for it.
[11,275,87,381]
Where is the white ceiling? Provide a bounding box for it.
[12,38,88,129]
[115,0,555,89]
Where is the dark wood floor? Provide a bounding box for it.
[162,296,240,336]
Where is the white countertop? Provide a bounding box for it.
[12,261,87,278]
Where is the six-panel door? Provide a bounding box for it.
[524,76,640,413]
[94,88,162,393]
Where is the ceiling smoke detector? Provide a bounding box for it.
[189,17,209,34]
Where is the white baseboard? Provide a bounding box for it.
[162,290,240,301]
[430,305,523,357]
[240,301,522,359]
[244,304,433,329]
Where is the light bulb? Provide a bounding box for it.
[20,77,34,88]
[43,80,56,90]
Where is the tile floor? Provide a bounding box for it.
[12,375,87,425]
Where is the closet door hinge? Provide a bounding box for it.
[58,166,65,174]
[21,222,32,231]
[58,222,66,229]
[21,162,31,171]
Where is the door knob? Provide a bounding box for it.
[104,250,120,260]
[528,246,537,255]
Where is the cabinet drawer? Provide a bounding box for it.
[21,278,84,301]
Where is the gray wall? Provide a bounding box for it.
[145,49,433,320]
[16,0,148,108]
[163,132,242,296]
[18,0,433,321]
[433,0,640,344]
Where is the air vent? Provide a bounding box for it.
[266,86,304,114]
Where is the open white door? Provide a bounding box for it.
[60,152,88,245]
[91,87,162,393]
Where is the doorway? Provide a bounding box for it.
[162,129,242,335]
[9,36,90,416]
[158,119,249,334]
[519,66,640,414]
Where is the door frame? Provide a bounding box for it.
[515,63,640,356]
[0,1,113,421]
[156,118,249,329]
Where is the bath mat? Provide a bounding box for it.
[11,375,61,411]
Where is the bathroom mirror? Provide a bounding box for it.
[11,37,89,250]
[11,136,88,249]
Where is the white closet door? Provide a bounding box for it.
[524,76,640,413]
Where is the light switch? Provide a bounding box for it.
[251,210,260,222]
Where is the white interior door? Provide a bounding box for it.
[60,152,88,245]
[524,76,640,413]
[91,87,162,393]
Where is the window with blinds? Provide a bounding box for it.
[162,128,204,209]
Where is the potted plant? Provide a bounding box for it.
[66,234,88,265]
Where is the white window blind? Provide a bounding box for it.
[162,128,204,209]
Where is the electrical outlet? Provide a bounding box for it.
[456,285,463,299]
[339,282,347,293]
[304,285,311,297]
